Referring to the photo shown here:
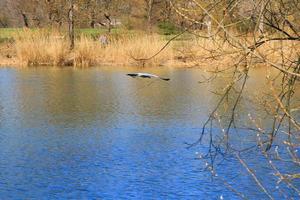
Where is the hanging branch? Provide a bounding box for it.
[68,0,74,50]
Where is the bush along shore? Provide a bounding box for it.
[0,28,299,68]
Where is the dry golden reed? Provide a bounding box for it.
[13,29,174,67]
[11,29,298,68]
[15,29,69,66]
[74,35,99,67]
[99,34,174,66]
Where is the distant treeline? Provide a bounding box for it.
[1,0,299,34]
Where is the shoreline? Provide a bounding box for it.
[0,53,268,69]
[0,41,209,68]
[0,56,201,68]
[1,30,298,69]
[0,29,238,69]
[0,61,202,68]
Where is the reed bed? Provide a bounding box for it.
[13,29,174,67]
[14,29,69,66]
[74,36,98,67]
[99,34,174,66]
[7,29,299,68]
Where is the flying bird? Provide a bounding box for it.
[127,73,170,81]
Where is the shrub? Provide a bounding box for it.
[157,21,179,35]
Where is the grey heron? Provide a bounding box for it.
[127,73,170,81]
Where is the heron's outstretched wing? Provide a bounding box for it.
[127,73,170,81]
[137,73,159,78]
[140,75,151,78]
[127,73,138,77]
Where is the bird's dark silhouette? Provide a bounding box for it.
[127,73,170,81]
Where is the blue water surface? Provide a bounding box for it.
[0,67,298,199]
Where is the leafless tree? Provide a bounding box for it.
[68,0,74,50]
[139,0,300,198]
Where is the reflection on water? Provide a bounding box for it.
[0,67,297,199]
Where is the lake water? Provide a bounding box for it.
[0,67,298,199]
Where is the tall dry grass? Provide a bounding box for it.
[13,29,174,67]
[74,36,98,67]
[9,29,300,68]
[173,35,300,68]
[99,34,174,66]
[15,29,69,66]
[172,36,238,67]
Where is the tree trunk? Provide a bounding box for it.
[258,3,265,35]
[68,0,74,50]
[147,0,154,31]
[207,20,212,38]
[164,1,172,21]
[104,13,111,33]
[90,13,95,28]
[21,11,29,28]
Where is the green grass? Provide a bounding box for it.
[162,32,197,42]
[76,28,110,37]
[0,28,21,38]
[0,27,195,44]
[0,28,21,43]
[0,28,141,40]
[0,28,110,38]
[76,28,141,40]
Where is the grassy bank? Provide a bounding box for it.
[0,28,184,67]
[0,28,299,68]
[11,29,175,67]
